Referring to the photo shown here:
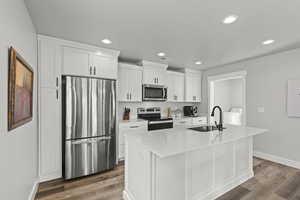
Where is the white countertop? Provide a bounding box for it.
[119,118,147,124]
[125,125,267,158]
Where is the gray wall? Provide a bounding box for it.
[201,48,300,162]
[0,0,38,199]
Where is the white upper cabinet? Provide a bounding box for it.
[185,69,202,102]
[118,63,142,102]
[62,46,91,77]
[92,54,118,79]
[62,46,119,79]
[167,71,184,102]
[142,60,167,85]
[39,39,61,88]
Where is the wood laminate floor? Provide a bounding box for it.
[36,158,300,200]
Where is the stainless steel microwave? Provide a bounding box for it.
[142,84,167,101]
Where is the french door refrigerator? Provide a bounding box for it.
[62,76,116,180]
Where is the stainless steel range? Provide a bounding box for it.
[137,107,173,131]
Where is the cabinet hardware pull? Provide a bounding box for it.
[90,66,92,75]
[130,93,132,100]
[129,126,139,128]
[56,90,59,100]
[56,77,59,87]
[94,67,96,75]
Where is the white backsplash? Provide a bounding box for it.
[118,102,201,120]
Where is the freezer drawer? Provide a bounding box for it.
[64,137,115,179]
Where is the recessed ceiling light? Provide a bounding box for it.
[95,51,103,56]
[101,39,112,44]
[195,61,202,65]
[223,15,238,24]
[157,52,166,57]
[262,39,275,45]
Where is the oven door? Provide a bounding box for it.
[143,85,167,101]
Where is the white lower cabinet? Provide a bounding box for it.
[39,88,61,181]
[118,121,148,160]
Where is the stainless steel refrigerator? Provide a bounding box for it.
[62,76,116,180]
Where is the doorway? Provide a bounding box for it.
[208,71,247,126]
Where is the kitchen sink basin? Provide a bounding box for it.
[188,126,226,132]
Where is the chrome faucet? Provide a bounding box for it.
[211,106,223,131]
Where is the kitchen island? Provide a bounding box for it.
[123,125,267,200]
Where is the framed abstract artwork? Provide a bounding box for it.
[8,47,34,131]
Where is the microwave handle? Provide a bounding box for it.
[163,88,167,99]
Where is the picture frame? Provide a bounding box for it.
[8,47,34,131]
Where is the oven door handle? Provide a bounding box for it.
[149,120,173,124]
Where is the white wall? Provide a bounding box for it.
[0,0,38,199]
[230,79,243,108]
[201,48,300,163]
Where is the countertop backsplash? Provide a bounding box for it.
[118,102,201,120]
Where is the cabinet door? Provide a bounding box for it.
[128,69,142,102]
[185,75,194,102]
[156,70,166,85]
[185,73,201,102]
[118,66,129,101]
[40,88,61,181]
[93,55,118,79]
[167,73,175,101]
[192,75,202,102]
[62,46,91,76]
[143,68,157,84]
[39,40,60,88]
[174,74,184,102]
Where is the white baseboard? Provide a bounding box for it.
[254,151,300,169]
[123,190,134,200]
[202,171,253,200]
[28,180,39,200]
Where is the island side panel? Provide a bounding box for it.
[154,137,254,200]
[124,138,153,200]
[186,147,214,200]
[124,136,254,200]
[154,154,186,200]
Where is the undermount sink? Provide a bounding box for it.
[188,126,226,132]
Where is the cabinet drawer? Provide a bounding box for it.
[119,121,148,131]
[174,118,192,126]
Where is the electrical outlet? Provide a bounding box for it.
[257,107,265,113]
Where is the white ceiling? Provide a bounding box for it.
[25,0,300,69]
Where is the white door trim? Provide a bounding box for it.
[207,70,247,126]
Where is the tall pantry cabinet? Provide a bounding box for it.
[38,37,62,182]
[38,35,120,182]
